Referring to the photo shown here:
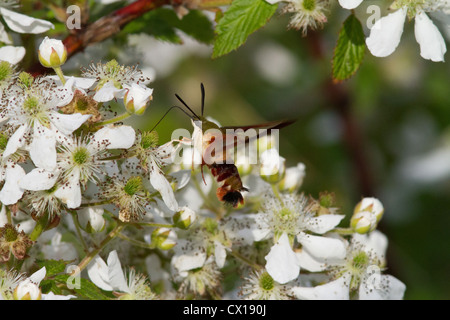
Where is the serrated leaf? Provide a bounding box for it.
[212,0,277,58]
[36,259,68,277]
[332,14,366,82]
[54,275,110,300]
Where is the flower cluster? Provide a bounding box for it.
[0,36,406,300]
[267,0,450,62]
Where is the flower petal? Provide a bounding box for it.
[107,250,129,293]
[171,239,207,273]
[30,123,57,171]
[0,8,54,34]
[42,292,76,300]
[0,163,25,205]
[415,11,446,62]
[150,160,179,212]
[366,8,407,57]
[29,267,47,285]
[353,230,388,263]
[338,0,363,9]
[19,168,58,191]
[0,22,11,44]
[51,112,91,136]
[93,81,126,102]
[54,169,81,208]
[214,241,227,269]
[87,256,113,291]
[92,125,136,150]
[265,233,300,284]
[359,275,406,300]
[296,249,327,272]
[292,273,351,300]
[307,214,345,234]
[3,124,27,158]
[297,233,347,261]
[0,46,25,64]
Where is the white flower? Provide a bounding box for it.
[38,37,67,68]
[292,231,406,300]
[3,79,91,172]
[266,0,329,35]
[82,60,150,103]
[123,83,153,115]
[253,193,346,284]
[366,1,449,62]
[240,269,292,300]
[87,250,155,299]
[19,125,136,209]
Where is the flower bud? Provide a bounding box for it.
[259,148,286,184]
[123,84,153,115]
[173,207,196,230]
[351,197,384,234]
[13,279,41,300]
[151,228,177,250]
[278,163,305,192]
[77,207,105,233]
[38,37,67,68]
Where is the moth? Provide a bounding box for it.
[175,84,294,208]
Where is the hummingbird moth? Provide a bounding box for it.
[175,84,294,208]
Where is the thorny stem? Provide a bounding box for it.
[70,223,125,277]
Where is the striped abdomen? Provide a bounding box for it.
[207,163,248,208]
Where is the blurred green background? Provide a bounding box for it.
[31,0,450,299]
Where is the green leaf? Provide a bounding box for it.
[332,14,366,82]
[122,8,214,44]
[212,0,277,58]
[54,275,111,300]
[35,259,68,277]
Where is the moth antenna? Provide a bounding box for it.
[175,93,200,119]
[201,83,205,117]
[149,106,193,132]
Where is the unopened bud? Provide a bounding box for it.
[77,207,105,233]
[124,84,153,115]
[173,207,196,230]
[38,37,67,68]
[351,197,384,234]
[151,228,177,250]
